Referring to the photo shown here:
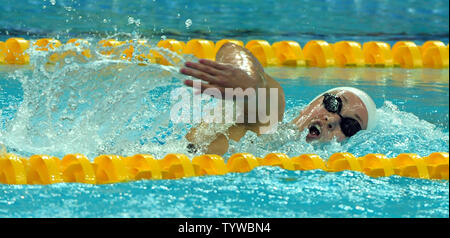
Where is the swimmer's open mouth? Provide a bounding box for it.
[307,123,321,140]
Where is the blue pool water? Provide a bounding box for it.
[0,0,449,218]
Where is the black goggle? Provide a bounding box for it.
[322,93,362,137]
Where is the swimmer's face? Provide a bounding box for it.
[292,89,369,142]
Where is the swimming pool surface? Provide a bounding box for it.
[0,0,448,218]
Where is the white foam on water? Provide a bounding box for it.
[0,39,192,158]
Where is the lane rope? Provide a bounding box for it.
[0,152,448,185]
[1,38,448,68]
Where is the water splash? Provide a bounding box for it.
[0,38,191,158]
[185,19,192,29]
[227,101,449,159]
[0,39,448,160]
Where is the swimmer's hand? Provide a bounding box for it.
[180,59,264,99]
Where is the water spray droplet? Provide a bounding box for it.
[128,16,141,27]
[185,19,192,29]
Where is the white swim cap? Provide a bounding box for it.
[309,87,377,130]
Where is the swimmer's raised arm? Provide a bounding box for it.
[180,43,285,155]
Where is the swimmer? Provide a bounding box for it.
[180,43,377,155]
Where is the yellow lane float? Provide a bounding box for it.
[94,155,129,184]
[392,41,423,68]
[261,153,295,170]
[97,39,125,56]
[359,154,394,178]
[272,41,305,66]
[392,153,430,179]
[291,154,326,171]
[61,154,96,184]
[0,153,27,185]
[227,153,260,173]
[26,155,63,185]
[0,152,448,185]
[124,154,162,180]
[424,152,449,180]
[333,41,364,67]
[362,41,394,67]
[65,38,92,59]
[159,153,196,179]
[192,154,228,176]
[183,39,215,61]
[0,37,30,64]
[327,152,362,172]
[0,38,448,68]
[303,40,335,67]
[155,39,186,65]
[245,40,278,67]
[421,41,449,68]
